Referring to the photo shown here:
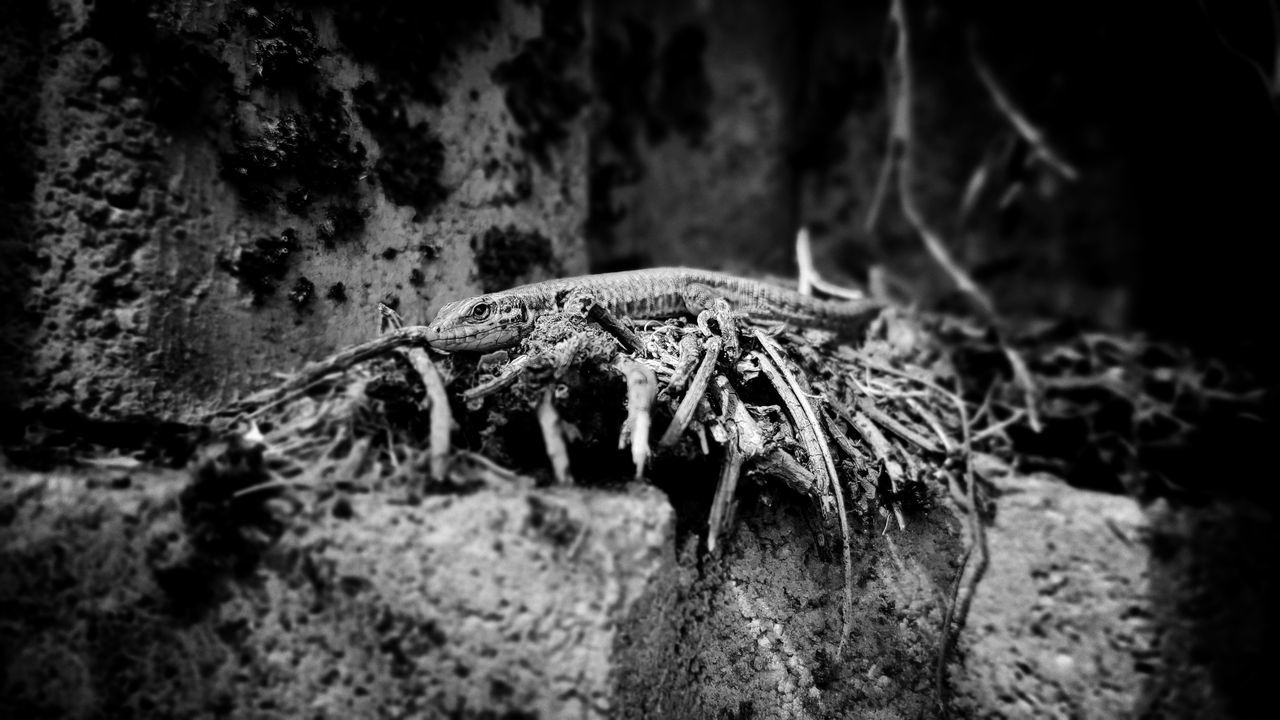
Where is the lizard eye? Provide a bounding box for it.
[469,302,492,321]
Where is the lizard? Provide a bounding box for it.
[422,267,884,352]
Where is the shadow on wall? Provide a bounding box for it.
[0,2,50,443]
[1141,500,1280,718]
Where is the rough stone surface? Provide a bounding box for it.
[589,0,799,273]
[0,0,590,426]
[0,465,674,719]
[2,461,1272,717]
[616,490,964,719]
[953,474,1155,718]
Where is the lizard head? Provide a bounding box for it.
[424,293,534,352]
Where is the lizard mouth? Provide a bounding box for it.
[423,323,522,353]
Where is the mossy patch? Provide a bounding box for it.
[471,225,559,293]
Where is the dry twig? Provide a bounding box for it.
[662,333,706,400]
[615,357,659,478]
[403,347,453,480]
[752,449,820,497]
[230,325,437,422]
[753,330,855,654]
[463,355,532,402]
[537,387,574,484]
[707,375,766,552]
[933,374,989,713]
[880,0,1042,434]
[660,336,723,447]
[796,228,869,301]
[858,397,944,456]
[969,34,1080,181]
[568,292,648,356]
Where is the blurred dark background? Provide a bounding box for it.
[593,0,1280,366]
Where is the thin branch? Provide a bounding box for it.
[887,0,997,320]
[796,227,872,301]
[614,357,659,478]
[904,396,956,453]
[753,330,854,655]
[1198,0,1280,101]
[969,35,1080,181]
[884,0,1043,434]
[708,429,745,554]
[933,372,989,713]
[707,374,767,554]
[577,295,648,356]
[661,333,706,401]
[462,355,532,402]
[537,387,574,484]
[227,326,437,422]
[858,397,945,455]
[846,409,908,531]
[971,407,1026,444]
[1001,345,1043,432]
[751,449,819,496]
[403,346,453,480]
[660,337,722,447]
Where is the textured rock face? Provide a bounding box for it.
[0,0,590,425]
[8,462,1252,719]
[953,474,1156,718]
[616,495,966,719]
[292,488,674,718]
[0,467,675,718]
[588,0,800,274]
